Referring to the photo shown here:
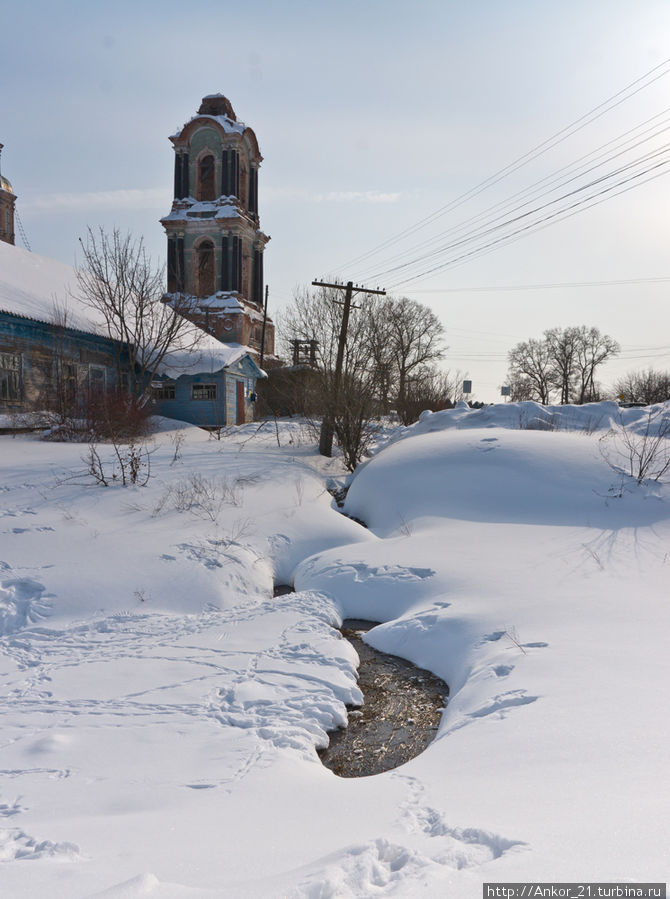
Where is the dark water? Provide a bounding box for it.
[319,619,449,778]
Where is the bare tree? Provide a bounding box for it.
[508,338,553,404]
[612,368,670,405]
[399,366,468,423]
[572,326,619,403]
[279,285,377,469]
[508,326,619,405]
[278,286,448,460]
[75,227,201,403]
[545,326,579,404]
[381,297,445,421]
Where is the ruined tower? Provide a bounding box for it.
[161,95,274,357]
[0,144,16,246]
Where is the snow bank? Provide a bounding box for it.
[1,405,669,897]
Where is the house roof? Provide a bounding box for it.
[157,335,266,380]
[0,241,265,377]
[0,240,108,337]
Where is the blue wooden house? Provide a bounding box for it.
[1,241,265,428]
[151,337,266,428]
[0,242,132,419]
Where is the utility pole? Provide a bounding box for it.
[312,279,386,457]
[259,284,269,369]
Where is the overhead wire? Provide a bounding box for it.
[333,57,670,274]
[363,140,670,284]
[354,107,670,282]
[411,276,670,293]
[377,153,670,288]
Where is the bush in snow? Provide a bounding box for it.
[600,407,670,484]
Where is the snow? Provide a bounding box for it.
[1,404,669,897]
[161,198,244,221]
[156,335,260,379]
[0,240,107,336]
[0,241,262,381]
[171,113,246,140]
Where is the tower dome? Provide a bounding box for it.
[0,174,13,195]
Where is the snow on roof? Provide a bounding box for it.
[0,240,108,338]
[161,197,243,222]
[171,114,246,140]
[156,334,264,380]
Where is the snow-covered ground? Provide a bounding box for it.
[1,404,669,898]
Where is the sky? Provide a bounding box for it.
[3,0,670,402]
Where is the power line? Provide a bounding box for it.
[334,57,670,274]
[355,108,670,283]
[411,276,670,293]
[366,140,670,284]
[385,161,670,289]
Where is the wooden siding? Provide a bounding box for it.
[0,311,129,415]
[151,355,262,428]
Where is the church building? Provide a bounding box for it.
[160,95,275,358]
[0,143,16,246]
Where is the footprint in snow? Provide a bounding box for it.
[0,828,80,862]
[0,578,52,635]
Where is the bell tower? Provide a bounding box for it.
[161,95,274,357]
[0,144,16,246]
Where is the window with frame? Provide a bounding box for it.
[63,362,77,402]
[89,366,106,396]
[152,382,176,401]
[197,240,215,297]
[0,352,21,401]
[198,154,216,201]
[191,383,217,401]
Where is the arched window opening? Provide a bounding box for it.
[197,240,215,297]
[198,154,215,201]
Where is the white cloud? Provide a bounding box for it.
[264,186,401,204]
[23,186,401,212]
[21,188,169,213]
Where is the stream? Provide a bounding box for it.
[319,619,448,777]
[273,580,449,777]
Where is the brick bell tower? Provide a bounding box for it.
[161,95,274,357]
[0,144,17,246]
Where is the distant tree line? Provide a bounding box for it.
[507,326,620,404]
[612,368,670,405]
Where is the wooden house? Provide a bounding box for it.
[150,336,265,428]
[0,241,265,428]
[0,241,130,419]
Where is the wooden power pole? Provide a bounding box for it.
[312,279,386,457]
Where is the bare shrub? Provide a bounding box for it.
[82,440,153,487]
[518,409,560,431]
[153,474,250,521]
[42,388,152,443]
[169,430,186,465]
[600,408,670,484]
